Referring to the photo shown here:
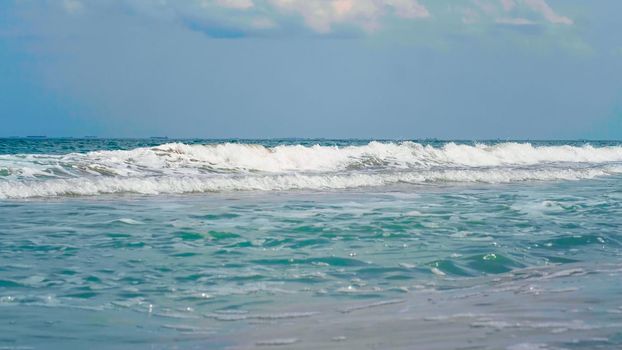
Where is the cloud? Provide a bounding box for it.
[48,0,430,35]
[472,0,573,27]
[22,0,575,37]
[261,0,572,33]
[522,0,573,25]
[495,17,535,26]
[267,0,429,33]
[212,0,254,10]
[385,0,430,19]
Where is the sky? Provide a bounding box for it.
[0,0,621,139]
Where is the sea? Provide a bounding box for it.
[1,138,621,350]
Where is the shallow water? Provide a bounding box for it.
[1,139,622,349]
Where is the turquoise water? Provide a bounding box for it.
[1,139,622,349]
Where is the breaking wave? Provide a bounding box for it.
[1,141,622,198]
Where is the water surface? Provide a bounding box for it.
[1,139,621,349]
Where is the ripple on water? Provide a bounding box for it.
[542,234,609,249]
[428,260,472,277]
[174,231,206,241]
[251,256,369,267]
[465,253,525,275]
[355,266,415,280]
[0,279,23,288]
[255,338,299,346]
[286,238,332,248]
[65,290,98,299]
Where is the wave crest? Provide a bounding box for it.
[1,141,622,198]
[1,166,620,199]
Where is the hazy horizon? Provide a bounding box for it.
[4,136,622,142]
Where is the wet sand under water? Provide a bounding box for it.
[220,264,622,350]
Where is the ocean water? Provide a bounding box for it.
[1,139,622,349]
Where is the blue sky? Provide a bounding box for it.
[1,0,621,139]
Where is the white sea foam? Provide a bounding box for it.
[118,141,622,169]
[2,142,622,177]
[0,166,620,199]
[1,142,622,198]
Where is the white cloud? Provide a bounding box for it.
[385,0,430,19]
[261,0,570,34]
[522,0,572,25]
[470,0,573,26]
[496,17,535,25]
[268,0,429,33]
[50,0,573,36]
[213,0,255,10]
